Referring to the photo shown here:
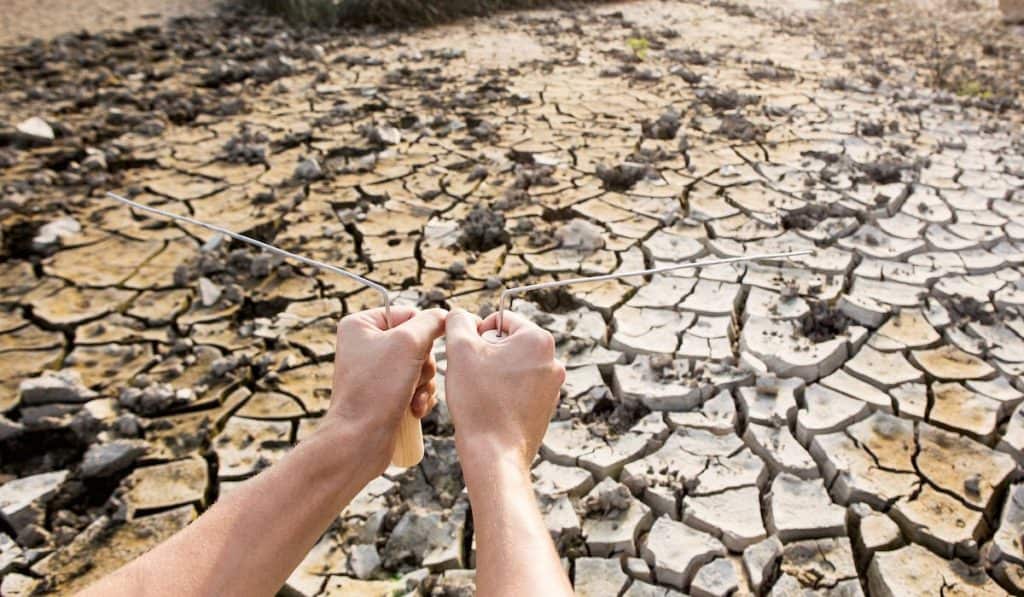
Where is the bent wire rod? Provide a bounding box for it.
[495,249,815,336]
[105,192,392,327]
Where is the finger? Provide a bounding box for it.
[389,308,448,350]
[479,309,538,336]
[446,309,483,345]
[417,354,437,384]
[411,387,436,418]
[413,376,436,398]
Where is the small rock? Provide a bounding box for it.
[0,571,39,596]
[18,370,97,405]
[16,523,50,548]
[574,556,630,596]
[766,473,846,542]
[198,277,222,307]
[349,543,381,579]
[743,536,782,593]
[32,217,81,250]
[0,470,67,533]
[642,516,726,590]
[690,558,739,597]
[364,124,401,145]
[293,158,323,181]
[555,219,605,252]
[80,440,148,478]
[81,147,107,171]
[1,532,24,574]
[596,162,650,191]
[15,116,54,143]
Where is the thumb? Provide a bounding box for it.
[390,308,447,350]
[446,309,482,346]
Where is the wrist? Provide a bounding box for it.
[457,434,531,484]
[309,414,392,482]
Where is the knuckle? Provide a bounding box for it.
[446,335,472,355]
[529,329,556,355]
[392,329,419,350]
[552,362,567,385]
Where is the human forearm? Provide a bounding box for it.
[79,420,388,597]
[461,442,572,597]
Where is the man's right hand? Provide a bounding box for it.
[444,309,566,469]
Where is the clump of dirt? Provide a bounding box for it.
[530,286,580,314]
[781,203,857,231]
[940,296,996,325]
[596,162,652,190]
[457,205,509,252]
[715,114,765,141]
[747,61,795,81]
[696,87,760,112]
[222,126,269,165]
[858,157,914,184]
[583,393,650,436]
[800,301,850,342]
[641,108,681,140]
[582,482,632,514]
[514,164,557,190]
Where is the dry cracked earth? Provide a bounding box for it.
[2,0,1024,595]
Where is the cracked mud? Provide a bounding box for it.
[2,0,1024,595]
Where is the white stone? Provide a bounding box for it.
[795,384,870,444]
[582,478,652,557]
[0,470,68,533]
[16,116,54,142]
[198,277,222,307]
[766,473,846,542]
[641,516,726,590]
[742,536,782,593]
[682,486,766,551]
[744,423,818,479]
[689,557,739,597]
[574,557,630,596]
[736,376,802,426]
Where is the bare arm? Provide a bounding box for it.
[462,446,570,596]
[79,306,445,597]
[444,310,573,597]
[79,422,387,596]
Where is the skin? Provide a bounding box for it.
[79,305,572,597]
[79,306,445,597]
[445,309,572,597]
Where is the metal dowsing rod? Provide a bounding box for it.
[103,192,436,467]
[105,192,393,327]
[494,249,815,337]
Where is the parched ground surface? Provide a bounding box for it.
[0,0,218,47]
[2,0,1024,595]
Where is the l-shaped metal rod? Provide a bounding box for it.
[105,192,392,327]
